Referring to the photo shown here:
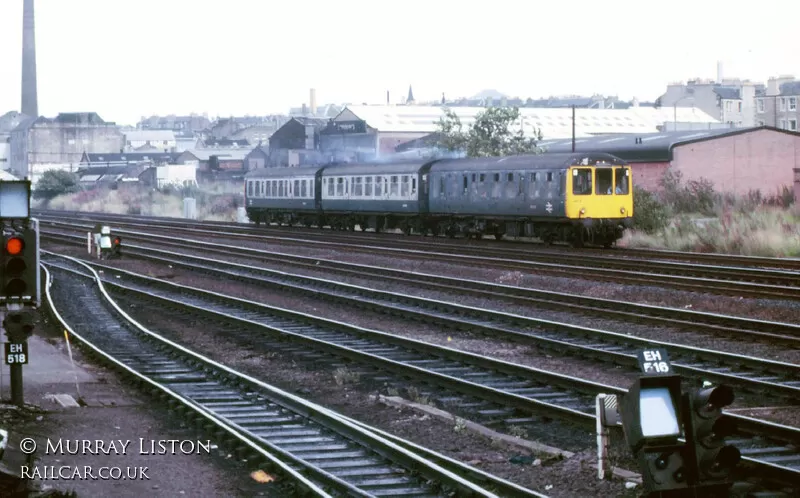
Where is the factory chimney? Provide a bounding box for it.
[387,90,390,105]
[309,88,317,115]
[717,61,724,84]
[21,0,38,117]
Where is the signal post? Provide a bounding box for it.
[0,180,41,407]
[619,348,740,497]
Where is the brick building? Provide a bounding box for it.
[539,126,800,198]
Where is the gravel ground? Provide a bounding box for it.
[163,233,800,324]
[44,245,799,425]
[108,294,642,498]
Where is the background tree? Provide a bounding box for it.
[33,169,81,202]
[434,106,543,157]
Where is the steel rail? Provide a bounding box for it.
[43,232,800,404]
[38,218,800,301]
[41,229,800,344]
[42,253,511,498]
[41,266,332,498]
[49,255,800,488]
[34,209,800,271]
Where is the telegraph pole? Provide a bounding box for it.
[571,105,576,152]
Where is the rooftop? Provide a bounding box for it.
[335,105,720,139]
[537,126,795,162]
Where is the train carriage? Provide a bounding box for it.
[244,166,323,226]
[426,152,633,246]
[319,162,428,232]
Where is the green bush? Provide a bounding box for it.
[33,170,82,202]
[632,185,670,233]
[660,169,715,215]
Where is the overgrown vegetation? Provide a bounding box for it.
[33,170,81,203]
[627,168,799,257]
[434,106,543,157]
[34,171,243,221]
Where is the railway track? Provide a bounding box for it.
[47,234,800,406]
[34,209,800,272]
[44,251,800,491]
[37,216,800,301]
[42,253,531,498]
[41,228,800,346]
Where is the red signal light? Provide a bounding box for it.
[5,237,24,255]
[113,237,121,245]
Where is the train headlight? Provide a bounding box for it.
[620,207,626,214]
[580,208,586,215]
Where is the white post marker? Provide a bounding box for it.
[596,393,621,480]
[87,232,92,254]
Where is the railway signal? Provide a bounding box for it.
[620,349,741,497]
[111,235,122,258]
[685,383,740,492]
[620,349,689,495]
[1,222,40,307]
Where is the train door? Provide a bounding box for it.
[314,171,323,210]
[419,173,429,213]
[557,171,566,215]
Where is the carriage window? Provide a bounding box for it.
[547,172,553,182]
[615,168,630,195]
[472,174,476,182]
[294,180,300,196]
[507,173,513,182]
[327,178,334,196]
[494,173,500,182]
[439,176,445,197]
[479,174,485,183]
[247,181,254,196]
[365,176,373,196]
[345,178,349,195]
[401,176,409,196]
[301,179,307,197]
[390,176,399,195]
[518,174,525,195]
[531,172,538,182]
[463,175,468,194]
[375,176,383,196]
[411,177,417,194]
[336,177,344,196]
[278,180,284,197]
[595,168,613,195]
[355,177,363,196]
[572,168,592,195]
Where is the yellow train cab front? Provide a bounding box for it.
[566,165,634,220]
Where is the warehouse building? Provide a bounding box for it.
[538,126,800,197]
[329,104,721,160]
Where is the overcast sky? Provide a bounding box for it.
[0,0,798,126]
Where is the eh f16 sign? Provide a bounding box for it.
[636,348,672,376]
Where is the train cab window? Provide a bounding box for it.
[615,168,630,194]
[375,177,383,196]
[595,168,613,195]
[572,168,592,195]
[301,180,307,197]
[401,176,409,196]
[355,177,363,196]
[365,176,373,196]
[327,178,334,196]
[336,178,344,196]
[390,176,399,195]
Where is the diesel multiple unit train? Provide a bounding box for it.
[244,152,634,247]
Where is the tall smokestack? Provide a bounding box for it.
[386,90,390,105]
[21,0,38,117]
[309,88,317,115]
[717,60,723,84]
